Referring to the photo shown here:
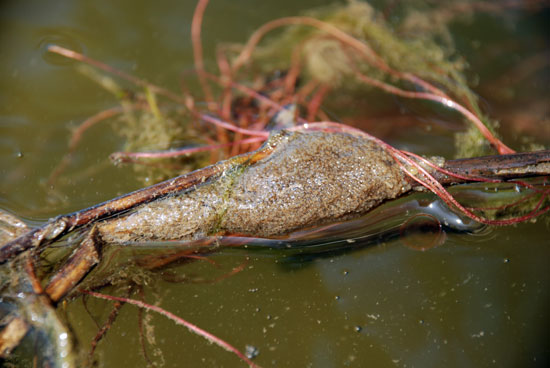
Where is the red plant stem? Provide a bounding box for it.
[81,290,261,368]
[203,72,308,125]
[89,300,123,357]
[47,106,125,186]
[191,0,215,103]
[352,69,515,155]
[403,151,502,184]
[306,84,330,121]
[47,45,186,105]
[217,46,234,123]
[200,114,270,137]
[295,79,319,105]
[70,107,124,151]
[230,118,245,157]
[215,47,233,147]
[111,137,266,160]
[284,44,304,95]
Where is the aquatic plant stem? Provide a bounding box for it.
[191,0,215,103]
[47,106,125,186]
[200,114,270,137]
[81,290,261,368]
[47,45,187,105]
[306,84,330,121]
[110,136,266,161]
[352,69,515,154]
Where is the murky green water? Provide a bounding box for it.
[1,1,549,367]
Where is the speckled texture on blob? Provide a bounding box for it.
[97,185,225,243]
[97,131,411,243]
[222,131,410,236]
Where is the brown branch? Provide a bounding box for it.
[45,227,101,302]
[431,150,550,186]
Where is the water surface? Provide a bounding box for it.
[1,1,549,367]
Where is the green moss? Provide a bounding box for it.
[454,116,503,158]
[209,161,250,235]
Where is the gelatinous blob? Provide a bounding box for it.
[223,131,411,236]
[97,131,412,243]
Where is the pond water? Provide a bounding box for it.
[1,0,549,367]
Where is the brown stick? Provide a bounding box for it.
[45,227,101,302]
[433,150,550,185]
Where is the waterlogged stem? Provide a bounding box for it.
[352,69,515,155]
[191,0,214,103]
[111,136,266,161]
[82,290,261,368]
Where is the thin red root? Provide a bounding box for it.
[306,84,330,121]
[81,290,261,368]
[47,106,124,186]
[352,69,515,155]
[191,0,215,103]
[200,114,270,137]
[111,137,266,161]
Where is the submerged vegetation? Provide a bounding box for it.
[1,0,549,367]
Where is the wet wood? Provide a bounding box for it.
[45,227,101,302]
[432,150,550,185]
